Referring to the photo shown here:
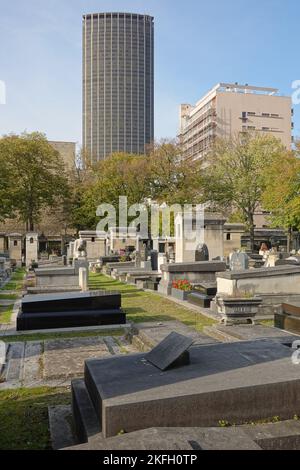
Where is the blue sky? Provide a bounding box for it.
[0,0,299,146]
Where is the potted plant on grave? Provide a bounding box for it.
[215,289,262,325]
[171,279,193,301]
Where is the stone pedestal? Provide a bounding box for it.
[25,233,39,267]
[175,212,226,262]
[73,257,89,274]
[8,233,22,267]
[158,261,226,296]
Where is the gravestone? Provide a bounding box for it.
[135,251,141,268]
[141,245,148,262]
[150,250,158,271]
[229,251,249,271]
[25,233,39,267]
[0,257,5,285]
[195,243,209,262]
[146,332,193,371]
[79,267,89,292]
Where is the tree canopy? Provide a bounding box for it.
[200,133,288,250]
[0,132,69,230]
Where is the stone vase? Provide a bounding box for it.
[217,296,262,325]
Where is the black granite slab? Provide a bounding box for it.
[17,290,125,331]
[193,282,217,296]
[17,308,126,331]
[187,292,213,308]
[146,332,193,371]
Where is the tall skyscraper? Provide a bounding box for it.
[83,12,154,162]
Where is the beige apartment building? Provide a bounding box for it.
[179,83,293,161]
[49,141,76,172]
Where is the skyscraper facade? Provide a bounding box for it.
[83,12,154,162]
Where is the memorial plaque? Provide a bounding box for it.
[146,332,193,371]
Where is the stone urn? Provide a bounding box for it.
[217,296,262,325]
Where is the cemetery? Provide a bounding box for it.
[2,217,300,451]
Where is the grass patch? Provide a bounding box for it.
[0,304,14,324]
[0,387,69,450]
[0,328,126,343]
[259,319,274,327]
[89,272,215,332]
[0,294,18,300]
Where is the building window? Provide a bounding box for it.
[91,237,95,242]
[159,243,165,253]
[14,240,18,246]
[30,238,34,244]
[226,233,231,241]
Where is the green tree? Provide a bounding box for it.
[0,132,69,230]
[69,152,152,231]
[149,140,201,204]
[201,133,287,251]
[0,150,14,221]
[262,148,300,250]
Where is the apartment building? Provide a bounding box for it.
[179,83,293,160]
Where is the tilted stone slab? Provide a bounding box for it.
[146,332,193,371]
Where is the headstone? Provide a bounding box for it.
[79,267,89,292]
[229,251,249,271]
[150,250,158,271]
[135,251,141,268]
[17,290,126,331]
[146,332,193,371]
[195,243,209,262]
[25,233,39,267]
[141,245,148,262]
[74,239,87,259]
